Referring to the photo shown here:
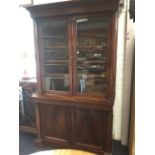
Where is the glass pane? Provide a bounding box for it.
[41,19,69,92]
[76,16,109,96]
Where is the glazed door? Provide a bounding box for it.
[37,17,72,95]
[73,14,113,98]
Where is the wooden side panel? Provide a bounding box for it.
[129,58,135,155]
[75,108,110,151]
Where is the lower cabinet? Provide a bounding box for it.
[36,102,112,154]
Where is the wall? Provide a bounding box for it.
[113,4,127,141]
[19,8,36,79]
[19,0,74,6]
[121,12,135,145]
[113,0,135,144]
[33,0,70,5]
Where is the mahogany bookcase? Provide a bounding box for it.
[25,0,119,154]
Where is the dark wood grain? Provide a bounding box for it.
[25,0,119,18]
[68,17,74,96]
[34,102,111,154]
[108,12,118,100]
[34,19,44,93]
[75,108,108,148]
[41,105,74,141]
[129,55,135,155]
[34,104,43,144]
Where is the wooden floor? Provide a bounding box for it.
[19,133,128,155]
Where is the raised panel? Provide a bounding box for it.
[75,108,109,150]
[40,104,74,141]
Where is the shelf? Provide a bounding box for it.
[77,56,107,61]
[77,65,107,69]
[43,50,68,53]
[44,63,68,66]
[42,35,65,39]
[78,73,106,79]
[46,73,68,77]
[44,46,68,50]
[77,60,106,63]
[78,65,105,68]
[77,28,107,34]
[45,73,68,79]
[42,27,66,36]
[77,46,106,49]
[45,77,66,80]
[81,87,107,95]
[94,77,107,81]
[45,60,68,63]
[78,34,107,38]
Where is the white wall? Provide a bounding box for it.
[18,8,36,79]
[113,0,135,144]
[121,13,135,145]
[113,5,127,141]
[19,0,32,6]
[19,0,72,6]
[33,0,69,5]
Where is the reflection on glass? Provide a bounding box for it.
[41,19,69,92]
[76,16,109,96]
